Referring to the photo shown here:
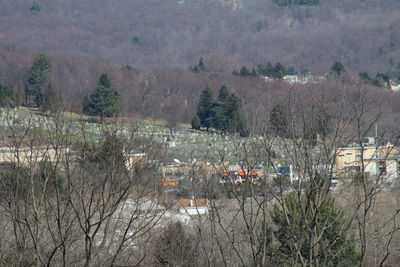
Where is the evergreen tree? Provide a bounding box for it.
[189,65,199,73]
[240,66,250,76]
[213,87,242,133]
[257,63,274,77]
[189,57,205,73]
[359,71,371,82]
[359,72,389,89]
[217,85,230,102]
[211,102,228,132]
[99,73,111,88]
[83,74,119,121]
[331,62,345,76]
[195,86,243,134]
[131,35,140,44]
[225,93,241,133]
[191,115,201,130]
[198,57,205,72]
[30,2,41,13]
[80,132,127,172]
[196,87,214,130]
[272,62,286,79]
[27,54,52,107]
[270,192,360,265]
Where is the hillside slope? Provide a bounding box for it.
[1,0,400,73]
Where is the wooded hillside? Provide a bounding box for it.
[1,0,400,74]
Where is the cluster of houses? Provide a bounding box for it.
[262,74,326,85]
[1,132,399,225]
[0,142,211,220]
[263,74,400,91]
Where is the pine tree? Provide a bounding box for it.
[83,74,119,121]
[198,57,205,72]
[217,85,230,102]
[225,93,241,133]
[99,73,111,88]
[240,66,250,76]
[211,103,227,132]
[195,86,243,134]
[270,192,360,265]
[257,63,274,77]
[27,54,52,107]
[272,62,286,79]
[359,72,371,82]
[30,2,41,13]
[196,87,214,130]
[331,62,345,76]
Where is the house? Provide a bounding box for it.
[283,75,300,84]
[335,141,397,177]
[390,79,400,91]
[179,198,209,216]
[282,74,325,85]
[125,152,147,169]
[0,145,70,166]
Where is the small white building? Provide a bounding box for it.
[283,75,300,84]
[179,198,209,216]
